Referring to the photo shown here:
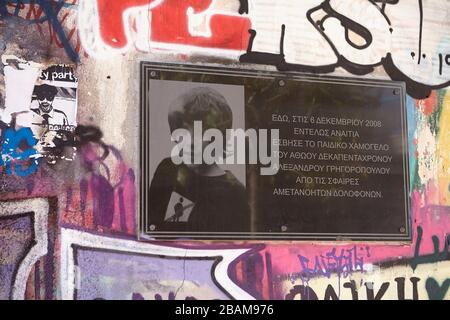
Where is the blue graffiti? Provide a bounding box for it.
[0,127,41,176]
[0,0,79,62]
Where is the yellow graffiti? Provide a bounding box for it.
[437,90,450,206]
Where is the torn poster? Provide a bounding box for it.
[2,58,78,163]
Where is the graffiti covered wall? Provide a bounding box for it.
[0,0,449,300]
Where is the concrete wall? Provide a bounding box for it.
[0,0,448,300]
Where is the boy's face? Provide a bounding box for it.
[168,91,232,168]
[175,121,210,168]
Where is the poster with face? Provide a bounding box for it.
[2,60,78,163]
[21,65,78,138]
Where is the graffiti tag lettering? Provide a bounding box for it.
[78,0,450,98]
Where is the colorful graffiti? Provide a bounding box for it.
[60,228,256,300]
[0,198,49,300]
[240,0,450,99]
[0,0,449,301]
[77,0,450,98]
[275,224,450,300]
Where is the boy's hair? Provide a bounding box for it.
[168,87,233,135]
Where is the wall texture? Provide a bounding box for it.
[0,0,449,300]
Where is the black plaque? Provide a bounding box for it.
[140,62,411,241]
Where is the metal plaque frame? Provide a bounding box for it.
[139,62,411,241]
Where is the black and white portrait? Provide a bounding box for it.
[145,80,249,233]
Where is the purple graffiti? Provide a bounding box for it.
[297,246,370,282]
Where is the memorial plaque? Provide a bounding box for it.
[140,62,411,241]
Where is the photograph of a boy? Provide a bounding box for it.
[147,87,250,232]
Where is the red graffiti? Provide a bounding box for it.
[96,0,153,49]
[415,91,438,116]
[150,0,250,50]
[95,0,251,50]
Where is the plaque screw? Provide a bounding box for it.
[281,225,288,232]
[279,80,286,87]
[399,226,406,233]
[150,224,156,231]
[393,88,400,95]
[150,71,157,78]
